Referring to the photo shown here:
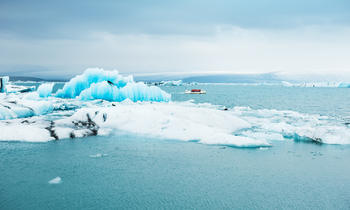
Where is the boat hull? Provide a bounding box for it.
[185,90,206,94]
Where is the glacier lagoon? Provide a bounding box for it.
[1,71,350,209]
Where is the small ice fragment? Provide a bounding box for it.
[89,153,102,158]
[48,176,62,184]
[89,153,108,158]
[259,147,269,150]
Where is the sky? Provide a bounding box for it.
[0,0,350,80]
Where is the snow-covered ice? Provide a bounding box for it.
[0,98,349,146]
[58,102,268,147]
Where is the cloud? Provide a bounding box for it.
[1,0,349,39]
[0,25,349,79]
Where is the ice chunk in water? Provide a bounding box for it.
[37,83,54,97]
[48,177,62,184]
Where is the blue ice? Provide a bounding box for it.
[56,68,171,102]
[56,68,133,98]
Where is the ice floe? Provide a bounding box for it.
[230,106,350,145]
[0,99,349,146]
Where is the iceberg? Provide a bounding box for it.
[37,83,55,97]
[56,68,131,98]
[56,68,170,102]
[78,81,170,102]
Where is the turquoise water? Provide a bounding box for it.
[1,85,350,209]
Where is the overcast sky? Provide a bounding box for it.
[0,0,349,79]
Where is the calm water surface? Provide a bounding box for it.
[1,85,350,209]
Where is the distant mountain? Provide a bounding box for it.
[182,73,281,83]
[8,76,67,82]
[136,72,282,83]
[7,73,282,83]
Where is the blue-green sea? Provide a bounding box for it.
[1,85,350,209]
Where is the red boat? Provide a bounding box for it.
[185,89,206,94]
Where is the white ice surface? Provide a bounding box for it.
[57,102,267,147]
[0,99,349,146]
